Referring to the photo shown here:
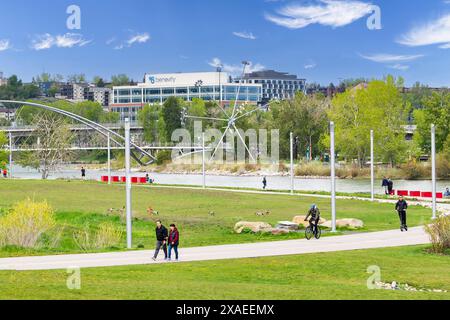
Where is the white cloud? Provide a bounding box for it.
[127,32,150,45]
[31,33,91,50]
[233,31,257,40]
[0,39,11,51]
[304,62,317,69]
[359,53,424,63]
[265,0,374,29]
[398,14,450,48]
[113,32,150,50]
[208,58,265,75]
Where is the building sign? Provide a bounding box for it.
[144,72,228,87]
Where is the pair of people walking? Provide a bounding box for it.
[152,220,180,261]
[382,177,394,195]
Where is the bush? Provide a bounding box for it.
[156,150,172,165]
[437,154,450,179]
[400,160,429,180]
[0,199,56,248]
[95,222,123,249]
[424,215,450,254]
[73,222,123,252]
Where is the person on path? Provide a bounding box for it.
[382,177,389,195]
[81,167,86,180]
[395,196,408,232]
[168,224,180,261]
[152,220,168,261]
[262,177,267,190]
[387,178,394,195]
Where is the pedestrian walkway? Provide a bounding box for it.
[0,227,429,271]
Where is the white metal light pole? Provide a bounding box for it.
[431,124,437,219]
[8,131,12,179]
[107,132,111,185]
[330,122,336,232]
[124,118,132,249]
[202,132,206,189]
[290,132,294,195]
[370,130,375,202]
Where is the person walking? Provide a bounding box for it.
[395,196,408,232]
[387,178,394,195]
[382,177,389,195]
[2,168,7,178]
[168,224,180,261]
[81,167,86,180]
[262,176,267,190]
[152,220,168,261]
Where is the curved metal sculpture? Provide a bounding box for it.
[0,100,156,165]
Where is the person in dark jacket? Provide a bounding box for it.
[387,178,394,195]
[304,204,321,233]
[168,224,180,261]
[262,177,267,190]
[152,220,168,261]
[382,177,389,195]
[395,196,408,232]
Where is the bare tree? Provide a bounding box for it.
[18,113,74,179]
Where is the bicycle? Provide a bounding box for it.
[305,223,322,240]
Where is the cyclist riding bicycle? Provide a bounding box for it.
[304,204,321,233]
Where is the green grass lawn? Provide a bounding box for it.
[0,179,433,257]
[1,245,449,300]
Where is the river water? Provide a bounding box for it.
[9,165,450,195]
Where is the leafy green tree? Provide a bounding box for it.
[0,75,40,100]
[0,131,8,169]
[162,97,183,141]
[93,76,105,88]
[111,74,130,86]
[272,92,329,159]
[413,91,450,154]
[327,76,409,167]
[138,104,160,143]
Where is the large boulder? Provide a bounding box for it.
[234,221,272,234]
[322,218,364,229]
[277,221,300,231]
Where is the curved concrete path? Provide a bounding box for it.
[0,226,429,271]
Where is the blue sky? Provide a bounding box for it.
[0,0,450,86]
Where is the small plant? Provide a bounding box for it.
[0,199,56,248]
[424,215,450,254]
[73,222,123,252]
[94,222,123,249]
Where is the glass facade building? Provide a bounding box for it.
[111,72,262,121]
[235,70,306,104]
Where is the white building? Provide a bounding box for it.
[111,71,262,121]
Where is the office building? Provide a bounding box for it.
[111,72,262,121]
[235,70,306,103]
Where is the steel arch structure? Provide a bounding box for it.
[0,100,156,165]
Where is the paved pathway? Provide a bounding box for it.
[0,227,429,271]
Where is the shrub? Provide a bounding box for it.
[437,154,450,179]
[0,199,55,248]
[94,222,123,249]
[156,150,172,165]
[424,215,450,254]
[400,160,429,180]
[73,222,123,252]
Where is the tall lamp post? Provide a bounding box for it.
[124,118,132,249]
[370,130,375,201]
[431,124,437,219]
[330,122,336,232]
